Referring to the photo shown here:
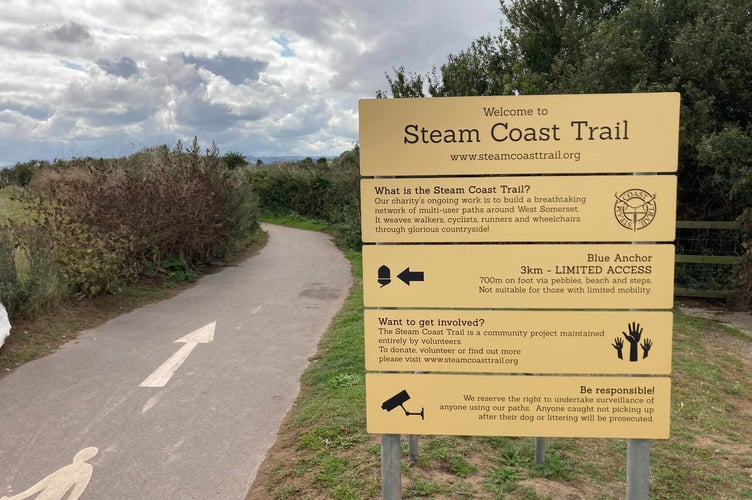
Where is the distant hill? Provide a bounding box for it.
[251,155,333,165]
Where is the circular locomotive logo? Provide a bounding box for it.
[614,189,657,231]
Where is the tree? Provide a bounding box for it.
[1,160,45,187]
[429,36,510,96]
[222,151,248,170]
[377,66,425,98]
[382,0,752,220]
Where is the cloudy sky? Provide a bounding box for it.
[0,1,503,166]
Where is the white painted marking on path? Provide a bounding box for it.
[1,447,97,500]
[141,394,162,413]
[139,322,215,388]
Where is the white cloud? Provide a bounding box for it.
[47,21,92,43]
[97,56,139,77]
[0,0,502,165]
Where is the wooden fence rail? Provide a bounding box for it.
[674,220,742,299]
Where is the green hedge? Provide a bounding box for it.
[248,147,361,249]
[0,139,261,319]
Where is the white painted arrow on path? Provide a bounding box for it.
[139,322,216,388]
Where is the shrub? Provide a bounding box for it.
[10,188,133,299]
[24,138,260,296]
[0,225,64,320]
[222,151,248,170]
[0,160,47,188]
[248,146,361,249]
[0,138,260,322]
[737,209,752,307]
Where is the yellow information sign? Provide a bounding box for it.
[361,175,677,242]
[359,93,680,176]
[365,310,672,374]
[359,93,678,441]
[363,244,675,309]
[367,373,671,439]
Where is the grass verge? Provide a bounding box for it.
[248,247,752,499]
[261,213,330,232]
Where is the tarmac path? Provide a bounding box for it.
[0,224,352,499]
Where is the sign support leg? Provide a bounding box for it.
[381,434,402,499]
[626,438,650,500]
[408,435,418,464]
[534,437,546,463]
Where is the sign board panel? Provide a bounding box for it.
[365,309,672,374]
[359,93,680,176]
[367,373,671,439]
[363,244,675,309]
[361,175,677,242]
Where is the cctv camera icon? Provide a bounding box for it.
[382,389,424,420]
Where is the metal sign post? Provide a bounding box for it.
[627,439,651,499]
[381,434,401,500]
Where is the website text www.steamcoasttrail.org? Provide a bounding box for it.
[449,150,582,163]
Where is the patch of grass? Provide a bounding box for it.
[418,436,454,463]
[272,484,299,500]
[530,448,577,482]
[315,455,348,487]
[449,454,477,478]
[261,213,329,232]
[518,485,547,499]
[486,464,520,485]
[496,444,531,467]
[406,478,448,497]
[646,310,752,499]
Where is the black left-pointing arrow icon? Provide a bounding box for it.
[398,268,424,285]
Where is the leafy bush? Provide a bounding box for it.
[222,151,248,170]
[698,126,752,217]
[10,189,134,299]
[0,225,64,319]
[0,160,47,188]
[30,139,259,277]
[737,209,752,307]
[0,138,260,321]
[248,146,361,249]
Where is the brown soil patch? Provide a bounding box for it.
[517,478,591,499]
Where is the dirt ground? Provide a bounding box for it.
[678,303,752,336]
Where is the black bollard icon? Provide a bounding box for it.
[378,265,391,287]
